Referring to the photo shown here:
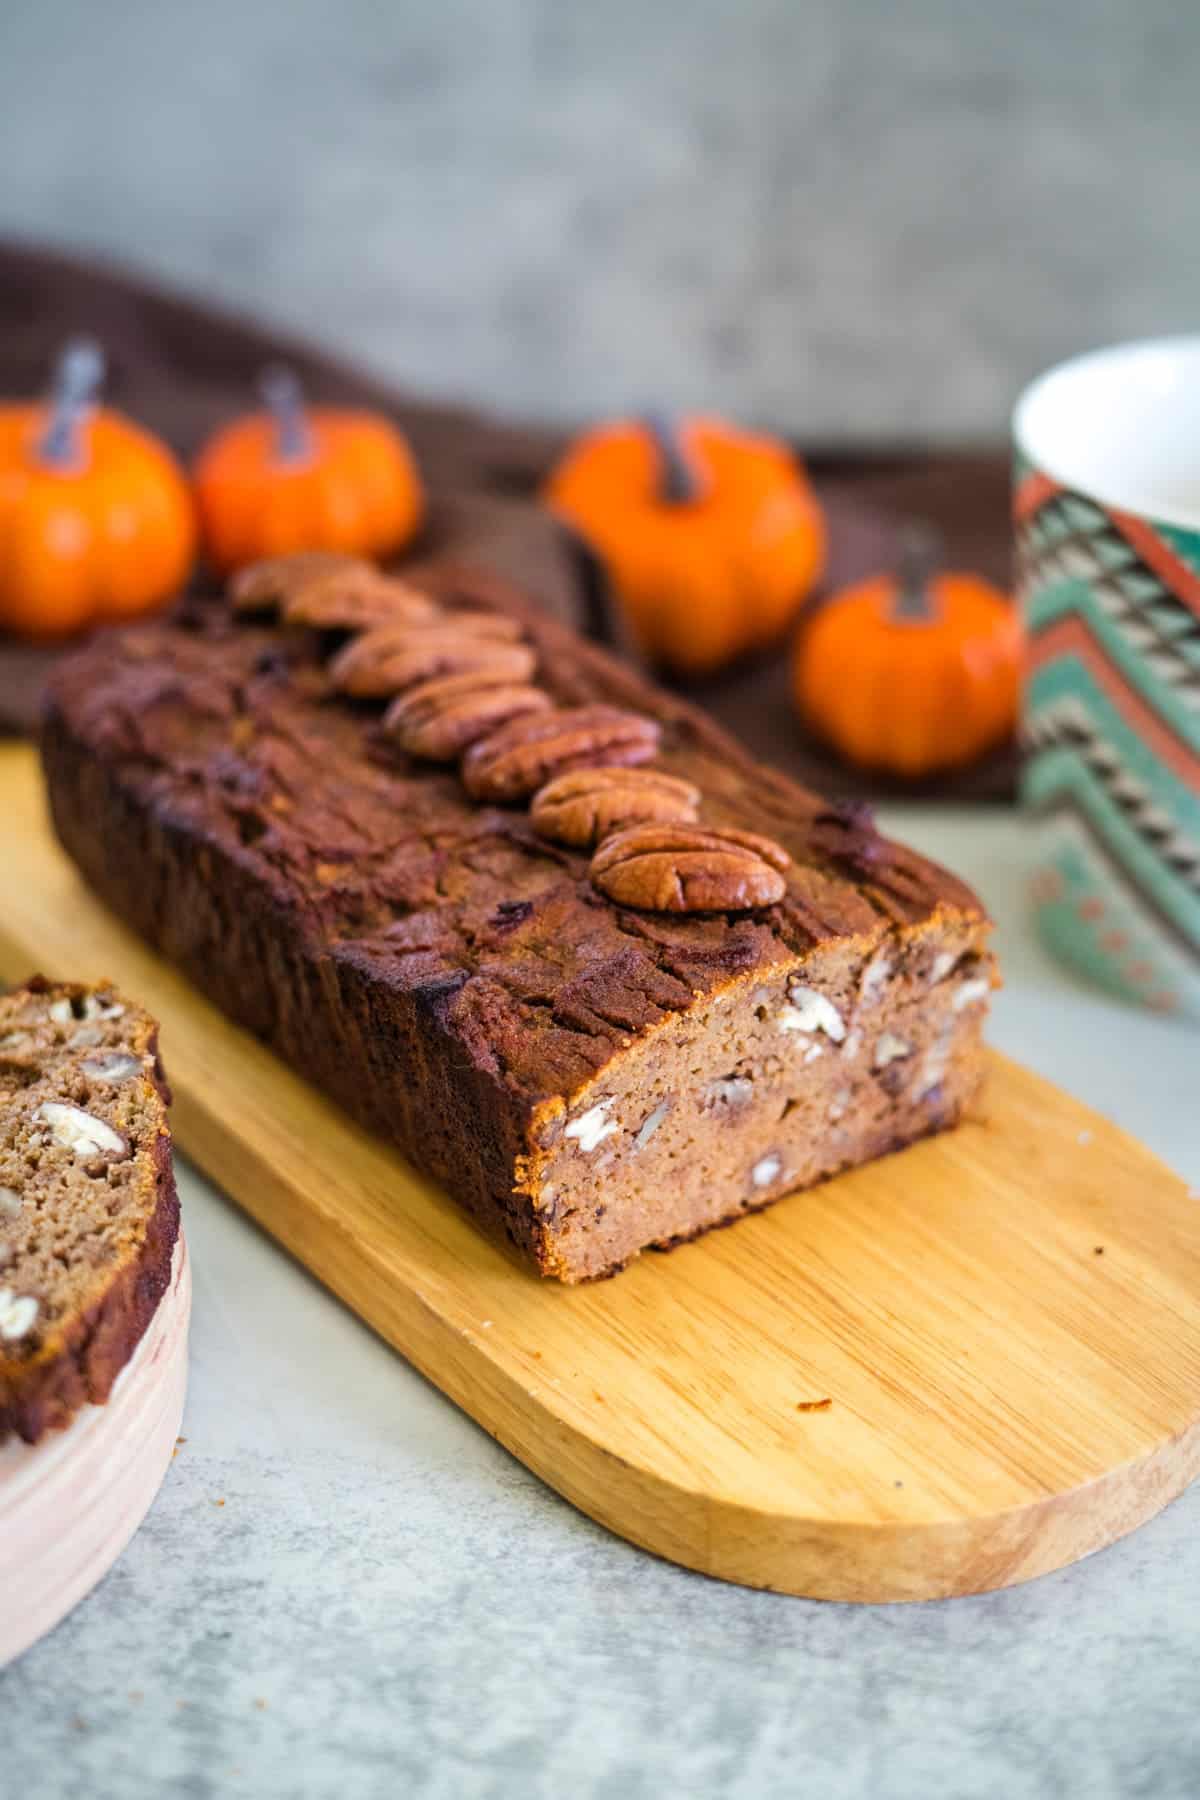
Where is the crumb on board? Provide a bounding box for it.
[796,1398,833,1413]
[213,1498,226,1508]
[1094,1245,1105,1255]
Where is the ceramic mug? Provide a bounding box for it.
[1014,338,1200,1022]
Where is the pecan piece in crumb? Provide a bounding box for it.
[329,620,535,699]
[384,671,552,759]
[530,767,700,849]
[281,567,442,632]
[462,706,660,804]
[229,551,371,614]
[590,823,789,913]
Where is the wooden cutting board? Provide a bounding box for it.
[3,740,1199,1603]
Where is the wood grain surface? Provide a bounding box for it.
[3,740,1197,1603]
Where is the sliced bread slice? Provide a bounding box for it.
[0,976,179,1444]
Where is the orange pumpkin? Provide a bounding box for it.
[792,527,1022,778]
[193,366,425,577]
[543,413,825,678]
[0,339,195,640]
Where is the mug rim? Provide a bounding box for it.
[1014,334,1200,532]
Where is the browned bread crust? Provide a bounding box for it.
[0,978,179,1444]
[41,587,994,1281]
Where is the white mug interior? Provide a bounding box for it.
[1014,336,1200,530]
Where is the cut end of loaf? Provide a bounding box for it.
[524,918,995,1281]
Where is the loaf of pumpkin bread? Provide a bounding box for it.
[41,559,995,1281]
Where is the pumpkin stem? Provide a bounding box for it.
[642,412,702,505]
[891,523,942,623]
[37,337,105,471]
[260,364,315,465]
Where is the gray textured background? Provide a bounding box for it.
[1,0,1197,442]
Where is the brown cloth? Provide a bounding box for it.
[0,239,1014,799]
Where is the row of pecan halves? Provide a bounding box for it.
[226,551,790,913]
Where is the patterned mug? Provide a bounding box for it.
[1014,338,1200,1022]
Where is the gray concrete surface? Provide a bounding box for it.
[1,0,1197,442]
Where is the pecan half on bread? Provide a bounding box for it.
[384,672,553,760]
[330,621,536,698]
[461,705,661,803]
[530,767,701,848]
[590,823,790,912]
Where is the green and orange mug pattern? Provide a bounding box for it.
[1015,456,1200,1022]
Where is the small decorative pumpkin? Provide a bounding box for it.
[193,366,424,577]
[792,527,1022,778]
[543,413,825,678]
[0,339,195,639]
